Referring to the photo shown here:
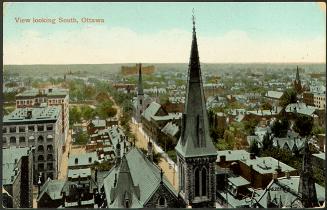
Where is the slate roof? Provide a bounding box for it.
[161,122,179,137]
[67,168,92,179]
[256,176,325,208]
[3,106,61,124]
[241,157,295,175]
[102,147,178,208]
[91,119,106,128]
[313,152,325,161]
[2,147,32,185]
[265,91,284,99]
[68,152,99,168]
[285,103,317,117]
[228,176,250,187]
[216,150,251,162]
[175,20,217,158]
[37,179,66,201]
[141,102,161,121]
[16,88,68,97]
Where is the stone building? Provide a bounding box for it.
[3,106,64,182]
[175,16,217,208]
[15,88,69,144]
[2,146,34,208]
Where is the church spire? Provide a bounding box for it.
[298,139,318,208]
[296,66,300,81]
[175,11,216,157]
[137,63,144,95]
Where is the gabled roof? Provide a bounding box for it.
[256,176,325,208]
[265,91,284,99]
[161,122,179,137]
[141,102,161,121]
[37,179,66,202]
[102,147,178,208]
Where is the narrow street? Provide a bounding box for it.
[130,122,178,190]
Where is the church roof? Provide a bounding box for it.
[141,101,161,121]
[175,15,217,158]
[102,147,178,208]
[256,176,325,208]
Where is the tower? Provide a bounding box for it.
[175,13,217,208]
[135,63,145,123]
[298,139,318,208]
[294,66,303,94]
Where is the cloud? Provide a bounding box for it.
[3,26,326,64]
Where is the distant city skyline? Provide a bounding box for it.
[3,2,326,64]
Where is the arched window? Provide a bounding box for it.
[47,145,53,152]
[201,168,207,196]
[195,168,200,196]
[10,136,16,144]
[37,145,44,152]
[38,135,44,143]
[158,196,166,207]
[38,155,44,161]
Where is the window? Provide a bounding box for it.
[37,125,44,132]
[195,168,200,196]
[201,168,207,196]
[47,145,53,152]
[19,127,26,132]
[38,155,44,161]
[28,126,35,132]
[10,136,16,144]
[38,136,44,143]
[158,196,166,207]
[37,145,44,152]
[2,127,7,133]
[3,137,7,144]
[75,158,78,164]
[29,136,35,143]
[38,163,44,171]
[9,127,16,133]
[47,163,53,170]
[46,125,53,131]
[19,136,26,143]
[47,154,53,161]
[88,157,92,163]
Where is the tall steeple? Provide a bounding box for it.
[137,63,144,95]
[296,66,300,81]
[175,10,216,158]
[298,139,318,208]
[175,11,217,208]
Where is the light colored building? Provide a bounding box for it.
[3,106,64,181]
[15,88,69,142]
[313,93,325,109]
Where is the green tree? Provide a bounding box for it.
[244,119,259,135]
[262,132,273,151]
[249,139,260,156]
[80,105,96,121]
[69,107,81,126]
[279,88,298,108]
[293,115,314,137]
[271,117,289,138]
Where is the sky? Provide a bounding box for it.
[3,2,326,64]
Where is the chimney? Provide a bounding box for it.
[250,153,256,160]
[272,171,278,180]
[147,141,153,161]
[285,170,290,179]
[26,110,32,119]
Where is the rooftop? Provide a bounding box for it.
[265,91,284,99]
[3,106,61,124]
[241,157,295,174]
[2,146,32,185]
[217,150,251,162]
[228,176,250,187]
[68,152,99,168]
[16,88,68,98]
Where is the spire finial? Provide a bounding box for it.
[192,8,196,31]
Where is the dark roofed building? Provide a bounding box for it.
[100,147,182,208]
